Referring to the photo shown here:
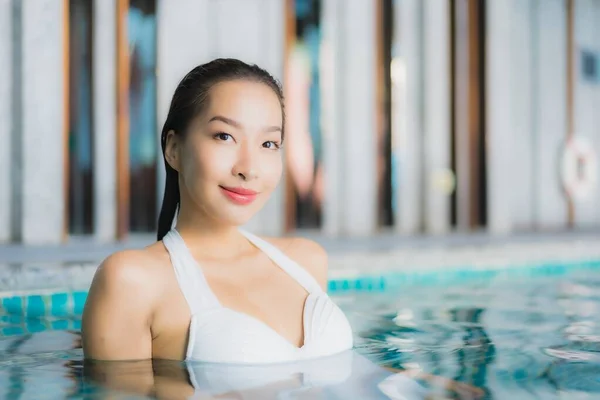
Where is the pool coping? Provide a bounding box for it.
[1,228,600,264]
[1,234,600,295]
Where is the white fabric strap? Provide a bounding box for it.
[162,230,221,314]
[239,229,324,294]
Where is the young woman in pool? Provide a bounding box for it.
[81,58,482,399]
[82,58,353,364]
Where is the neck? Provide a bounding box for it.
[173,204,250,260]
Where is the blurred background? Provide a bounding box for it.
[0,0,599,246]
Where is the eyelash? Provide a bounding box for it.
[214,132,233,142]
[214,133,281,150]
[263,141,281,150]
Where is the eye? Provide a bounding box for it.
[263,141,281,150]
[214,132,233,142]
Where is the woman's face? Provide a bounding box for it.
[168,80,284,226]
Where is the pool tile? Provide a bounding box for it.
[327,280,338,292]
[2,296,23,315]
[26,295,45,317]
[1,326,24,336]
[51,319,69,330]
[26,319,46,333]
[72,292,88,314]
[51,293,69,316]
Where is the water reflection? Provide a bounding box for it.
[0,329,483,399]
[3,271,600,398]
[83,350,484,399]
[449,308,496,400]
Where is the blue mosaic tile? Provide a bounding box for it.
[2,327,24,336]
[581,260,600,269]
[354,279,363,290]
[73,291,88,315]
[5,315,22,325]
[51,319,69,330]
[51,293,69,316]
[360,277,379,292]
[327,280,337,292]
[26,295,45,317]
[2,296,23,315]
[3,257,600,303]
[26,319,46,333]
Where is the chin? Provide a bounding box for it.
[212,204,264,227]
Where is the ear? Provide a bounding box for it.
[164,130,180,172]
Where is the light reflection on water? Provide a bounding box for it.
[2,270,600,399]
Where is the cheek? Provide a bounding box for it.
[262,154,283,189]
[198,144,233,180]
[180,142,225,190]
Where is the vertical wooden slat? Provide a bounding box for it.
[452,0,485,230]
[375,0,384,228]
[566,0,575,227]
[452,0,470,230]
[63,0,70,242]
[284,0,297,233]
[468,0,484,228]
[375,0,394,228]
[116,0,130,239]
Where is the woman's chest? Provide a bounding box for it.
[150,268,310,359]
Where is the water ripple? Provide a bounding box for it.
[1,270,600,398]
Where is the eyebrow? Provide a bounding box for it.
[208,115,282,133]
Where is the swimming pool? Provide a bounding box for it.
[2,259,600,399]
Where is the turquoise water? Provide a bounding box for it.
[2,265,600,399]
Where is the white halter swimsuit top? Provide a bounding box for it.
[162,228,354,364]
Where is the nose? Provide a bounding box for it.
[232,143,258,181]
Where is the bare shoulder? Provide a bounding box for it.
[82,245,169,360]
[265,236,329,290]
[86,245,168,309]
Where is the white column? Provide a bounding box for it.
[394,0,425,235]
[336,0,378,236]
[0,0,12,243]
[485,0,515,235]
[423,0,452,234]
[321,0,342,236]
[533,0,568,229]
[510,0,536,230]
[211,0,269,64]
[93,0,117,242]
[20,0,66,244]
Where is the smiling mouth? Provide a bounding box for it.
[219,186,259,205]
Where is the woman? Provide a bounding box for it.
[81,58,482,399]
[82,58,353,363]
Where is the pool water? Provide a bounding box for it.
[2,268,600,399]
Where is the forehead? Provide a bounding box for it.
[204,80,282,127]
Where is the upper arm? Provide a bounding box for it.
[82,251,158,361]
[276,237,329,291]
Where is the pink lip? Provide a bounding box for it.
[219,186,258,205]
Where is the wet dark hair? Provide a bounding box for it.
[156,58,285,241]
